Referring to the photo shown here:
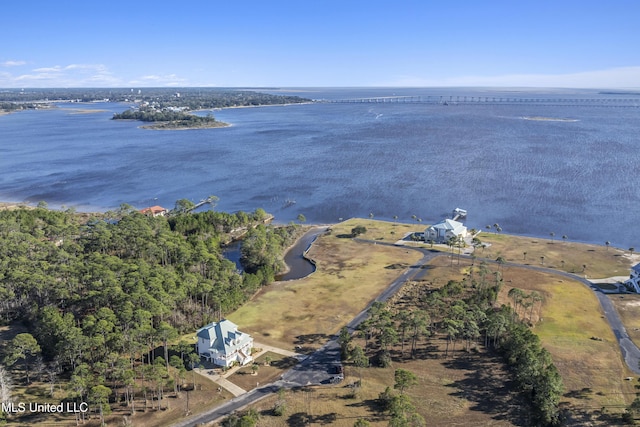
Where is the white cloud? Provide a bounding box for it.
[0,63,123,87]
[129,74,189,87]
[1,60,26,67]
[32,66,63,73]
[0,63,191,87]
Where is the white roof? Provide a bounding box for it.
[431,219,464,231]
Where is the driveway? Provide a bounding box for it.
[171,240,438,426]
[173,240,640,426]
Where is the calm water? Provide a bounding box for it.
[1,88,639,248]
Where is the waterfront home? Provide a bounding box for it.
[139,205,169,217]
[624,263,640,293]
[196,319,253,367]
[425,219,467,244]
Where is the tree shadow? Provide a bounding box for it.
[564,387,593,400]
[270,357,299,370]
[287,411,338,426]
[443,352,531,426]
[345,398,388,422]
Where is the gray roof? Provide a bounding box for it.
[632,263,640,274]
[196,319,251,355]
[431,219,461,230]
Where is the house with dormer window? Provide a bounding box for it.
[425,219,467,244]
[196,319,253,367]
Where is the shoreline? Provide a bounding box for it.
[0,201,632,251]
[139,121,232,130]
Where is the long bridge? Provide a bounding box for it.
[320,95,640,107]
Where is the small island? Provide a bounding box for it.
[112,108,229,130]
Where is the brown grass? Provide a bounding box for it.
[227,353,299,391]
[240,346,524,427]
[609,294,640,347]
[476,232,633,279]
[7,372,233,427]
[227,226,422,350]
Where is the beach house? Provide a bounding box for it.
[624,263,640,293]
[425,219,467,244]
[196,319,253,367]
[139,205,169,217]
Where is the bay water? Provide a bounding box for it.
[1,88,639,248]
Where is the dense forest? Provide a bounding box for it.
[0,204,301,423]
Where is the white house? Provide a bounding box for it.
[424,219,467,244]
[624,263,640,293]
[196,319,253,367]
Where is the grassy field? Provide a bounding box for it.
[227,223,423,351]
[242,348,524,427]
[609,294,640,348]
[227,352,298,391]
[224,220,639,424]
[422,254,636,415]
[476,232,634,279]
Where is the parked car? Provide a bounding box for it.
[329,375,344,384]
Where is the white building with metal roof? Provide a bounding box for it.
[624,264,640,293]
[196,319,253,367]
[425,219,467,244]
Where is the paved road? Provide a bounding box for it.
[473,255,640,375]
[171,241,438,426]
[173,241,640,426]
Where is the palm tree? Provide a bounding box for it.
[605,241,611,251]
[562,235,568,243]
[540,256,545,266]
[630,247,635,257]
[507,288,525,318]
[550,232,555,242]
[523,251,527,261]
[528,291,543,321]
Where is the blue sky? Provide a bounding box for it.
[1,1,639,88]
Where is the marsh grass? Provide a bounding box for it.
[228,228,422,350]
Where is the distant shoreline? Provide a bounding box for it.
[521,116,579,122]
[139,121,231,130]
